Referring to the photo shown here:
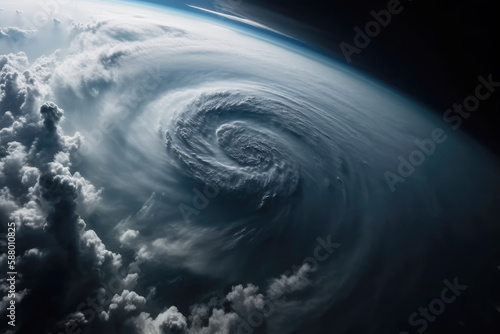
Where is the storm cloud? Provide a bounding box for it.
[1,1,499,334]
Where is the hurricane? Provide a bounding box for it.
[1,1,499,334]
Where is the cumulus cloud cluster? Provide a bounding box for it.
[3,1,498,333]
[0,5,334,333]
[0,47,255,334]
[0,50,124,332]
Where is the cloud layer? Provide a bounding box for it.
[1,1,499,334]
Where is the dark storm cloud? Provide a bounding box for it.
[2,2,499,333]
[0,49,132,334]
[0,28,274,333]
[0,9,421,334]
[1,11,372,334]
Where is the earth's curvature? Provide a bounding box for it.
[0,1,499,334]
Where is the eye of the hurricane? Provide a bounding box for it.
[165,92,302,208]
[216,122,277,169]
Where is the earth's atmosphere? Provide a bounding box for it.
[1,1,500,333]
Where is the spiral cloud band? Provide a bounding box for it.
[1,1,499,333]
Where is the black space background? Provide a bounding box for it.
[223,1,500,333]
[233,0,500,156]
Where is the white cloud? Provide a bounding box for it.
[134,306,188,334]
[101,290,148,323]
[0,27,37,43]
[122,273,139,291]
[119,229,139,245]
[226,284,265,316]
[0,1,462,333]
[81,229,122,268]
[193,308,240,334]
[267,263,313,300]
